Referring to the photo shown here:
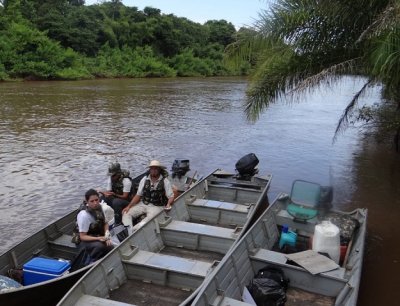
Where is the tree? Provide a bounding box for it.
[226,0,400,149]
[143,6,160,17]
[68,0,85,5]
[0,0,236,79]
[205,20,236,47]
[0,21,83,79]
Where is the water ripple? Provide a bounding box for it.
[0,76,372,253]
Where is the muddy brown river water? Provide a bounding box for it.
[0,77,399,305]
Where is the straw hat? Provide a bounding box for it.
[148,160,165,169]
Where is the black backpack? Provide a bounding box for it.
[247,266,289,306]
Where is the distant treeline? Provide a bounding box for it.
[0,0,251,81]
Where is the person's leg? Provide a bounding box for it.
[110,198,129,224]
[146,204,163,219]
[122,202,147,227]
[81,241,113,261]
[100,194,113,207]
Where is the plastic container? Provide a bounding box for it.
[312,221,340,264]
[279,225,297,249]
[23,257,71,286]
[340,245,348,264]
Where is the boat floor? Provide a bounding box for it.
[109,279,192,306]
[109,247,224,305]
[286,287,335,306]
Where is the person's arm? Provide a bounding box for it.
[115,178,132,200]
[79,231,113,246]
[114,191,129,200]
[101,191,114,197]
[79,232,106,242]
[165,195,174,209]
[103,223,113,246]
[122,194,141,214]
[98,177,114,197]
[164,178,175,209]
[77,211,111,245]
[122,176,146,213]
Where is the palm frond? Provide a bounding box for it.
[333,79,374,142]
[244,43,302,121]
[233,0,399,147]
[357,1,400,43]
[290,58,363,94]
[224,29,277,69]
[370,26,400,89]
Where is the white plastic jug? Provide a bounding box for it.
[312,221,340,264]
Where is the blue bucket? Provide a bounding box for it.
[279,225,297,249]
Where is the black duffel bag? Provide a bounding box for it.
[247,266,289,306]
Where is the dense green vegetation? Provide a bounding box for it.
[225,0,400,150]
[0,0,243,80]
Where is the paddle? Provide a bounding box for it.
[186,171,197,190]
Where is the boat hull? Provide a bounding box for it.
[0,171,150,305]
[0,266,88,306]
[191,184,367,306]
[56,170,272,306]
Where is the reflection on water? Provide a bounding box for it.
[0,77,398,305]
[351,140,400,305]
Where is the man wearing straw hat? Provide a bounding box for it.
[122,160,174,227]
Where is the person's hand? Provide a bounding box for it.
[164,205,172,211]
[102,191,113,197]
[122,206,130,214]
[99,236,113,246]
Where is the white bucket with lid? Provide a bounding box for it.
[312,220,340,264]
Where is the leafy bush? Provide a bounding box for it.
[0,22,84,79]
[0,63,9,80]
[56,67,93,80]
[88,45,175,78]
[0,1,242,80]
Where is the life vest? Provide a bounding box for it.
[72,203,106,245]
[111,169,132,196]
[85,206,106,237]
[142,176,168,206]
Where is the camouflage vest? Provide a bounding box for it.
[142,176,168,206]
[86,206,106,237]
[111,169,131,195]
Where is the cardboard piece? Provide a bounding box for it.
[285,250,339,275]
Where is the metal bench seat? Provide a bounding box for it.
[186,198,251,228]
[160,220,239,254]
[122,249,216,291]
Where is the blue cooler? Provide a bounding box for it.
[23,257,71,286]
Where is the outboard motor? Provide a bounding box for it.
[235,153,259,180]
[319,185,334,210]
[171,159,190,178]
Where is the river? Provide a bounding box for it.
[0,77,399,305]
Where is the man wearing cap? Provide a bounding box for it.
[99,162,132,225]
[122,160,174,227]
